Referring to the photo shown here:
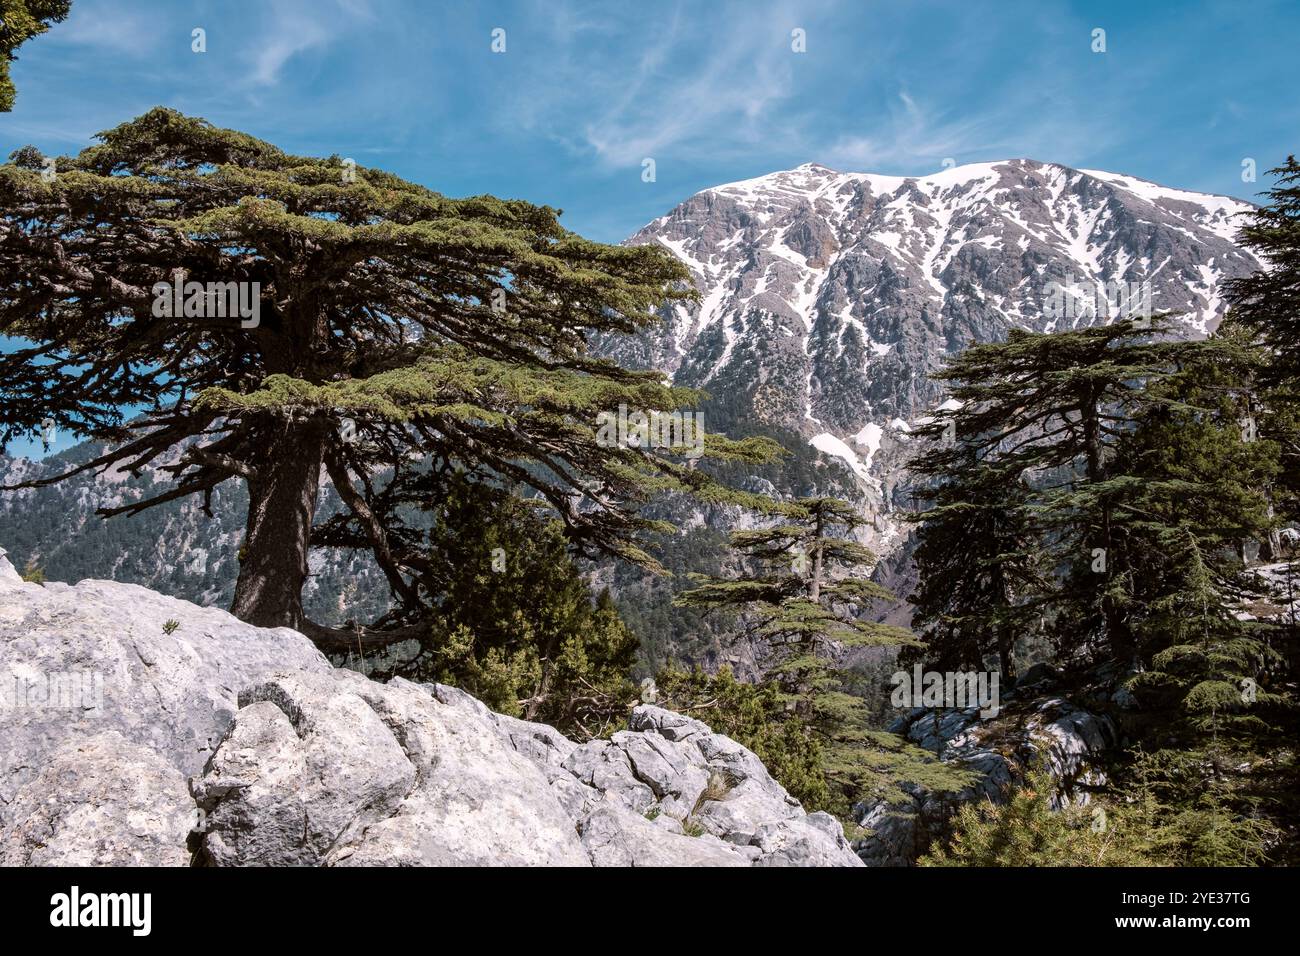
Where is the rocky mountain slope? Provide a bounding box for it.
[605,159,1259,551]
[618,160,1253,427]
[0,547,860,866]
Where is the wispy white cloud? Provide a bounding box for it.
[818,84,1116,173]
[243,0,374,87]
[820,90,994,171]
[510,0,805,167]
[497,0,1120,176]
[808,3,1123,174]
[8,0,1286,226]
[49,0,161,55]
[581,47,795,164]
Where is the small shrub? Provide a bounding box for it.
[920,771,1155,867]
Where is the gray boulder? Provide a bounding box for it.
[1,731,194,866]
[855,697,1116,865]
[411,692,862,866]
[0,551,860,866]
[578,805,753,867]
[193,672,418,866]
[0,547,332,832]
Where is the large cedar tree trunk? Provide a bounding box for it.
[1081,394,1134,660]
[231,418,327,630]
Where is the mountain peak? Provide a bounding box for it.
[707,159,1027,197]
[615,159,1259,507]
[702,159,1246,212]
[604,160,1261,558]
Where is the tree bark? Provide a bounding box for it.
[231,417,326,630]
[1081,392,1134,660]
[996,575,1016,681]
[998,638,1014,682]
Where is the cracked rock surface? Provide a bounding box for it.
[853,693,1116,866]
[0,547,332,834]
[0,551,860,866]
[2,731,194,866]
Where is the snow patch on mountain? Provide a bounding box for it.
[810,432,878,488]
[614,158,1257,462]
[593,160,1261,564]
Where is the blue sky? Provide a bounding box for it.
[2,0,1296,456]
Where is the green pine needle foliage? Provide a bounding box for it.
[0,1,69,111]
[673,495,944,818]
[386,474,639,740]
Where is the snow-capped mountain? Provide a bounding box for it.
[604,160,1259,494]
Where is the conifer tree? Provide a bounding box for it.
[1226,156,1300,527]
[378,472,638,739]
[1226,156,1300,393]
[912,319,1299,858]
[919,769,1157,867]
[675,496,923,814]
[0,0,69,111]
[906,453,1041,678]
[910,318,1194,663]
[1108,332,1286,735]
[923,752,1283,866]
[0,109,779,646]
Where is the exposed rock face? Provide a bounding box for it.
[194,670,592,867]
[616,161,1255,439]
[0,550,860,867]
[854,695,1116,866]
[2,732,195,866]
[600,161,1260,559]
[0,545,333,832]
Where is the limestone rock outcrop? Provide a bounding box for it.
[854,694,1116,866]
[0,549,860,867]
